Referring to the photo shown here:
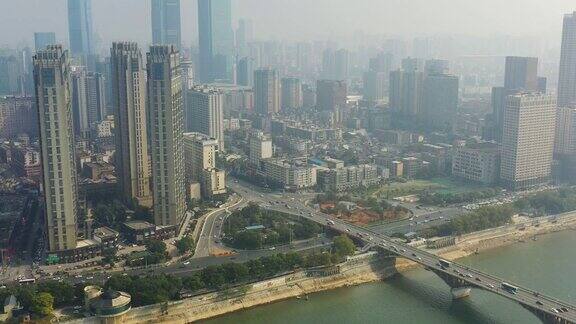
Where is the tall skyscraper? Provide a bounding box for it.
[554,106,576,157]
[554,105,576,182]
[34,32,56,51]
[491,56,539,142]
[321,48,349,80]
[0,55,22,95]
[236,57,254,87]
[67,0,94,67]
[147,45,186,227]
[369,52,393,74]
[198,0,234,83]
[558,12,576,107]
[389,68,424,116]
[110,42,152,208]
[254,68,280,115]
[503,56,539,92]
[151,0,181,49]
[421,72,459,131]
[363,70,387,102]
[334,49,350,81]
[316,80,347,125]
[71,68,106,138]
[281,77,302,110]
[33,45,79,252]
[321,48,335,80]
[316,80,347,112]
[500,93,556,190]
[188,85,225,152]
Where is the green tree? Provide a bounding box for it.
[102,248,118,266]
[176,236,195,255]
[30,292,54,317]
[333,235,356,258]
[37,281,75,307]
[146,239,167,255]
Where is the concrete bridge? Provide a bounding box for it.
[229,181,576,324]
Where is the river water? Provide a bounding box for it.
[206,230,576,324]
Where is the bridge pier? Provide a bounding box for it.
[430,269,474,300]
[451,287,472,299]
[522,304,575,324]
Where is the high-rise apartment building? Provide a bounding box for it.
[0,55,22,96]
[71,68,106,138]
[322,48,350,80]
[254,68,280,115]
[67,0,94,68]
[500,93,556,190]
[188,85,225,151]
[34,45,79,252]
[317,80,347,124]
[151,0,181,49]
[249,132,273,165]
[34,32,56,51]
[183,132,226,198]
[316,80,347,112]
[281,77,302,110]
[198,0,234,82]
[421,73,459,130]
[147,45,186,227]
[363,71,387,102]
[558,12,576,107]
[110,42,152,207]
[389,68,424,116]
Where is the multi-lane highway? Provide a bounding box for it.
[229,179,576,324]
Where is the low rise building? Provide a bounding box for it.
[122,221,176,244]
[452,143,500,185]
[201,168,227,198]
[10,146,41,181]
[261,158,317,190]
[92,226,120,251]
[317,163,379,192]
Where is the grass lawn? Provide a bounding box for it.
[370,177,489,199]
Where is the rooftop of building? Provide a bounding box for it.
[93,226,119,239]
[123,220,155,231]
[183,132,219,144]
[461,142,501,152]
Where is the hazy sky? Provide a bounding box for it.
[0,0,574,49]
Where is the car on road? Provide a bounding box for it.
[183,261,190,265]
[536,301,544,306]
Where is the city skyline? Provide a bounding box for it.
[1,0,574,50]
[3,2,576,323]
